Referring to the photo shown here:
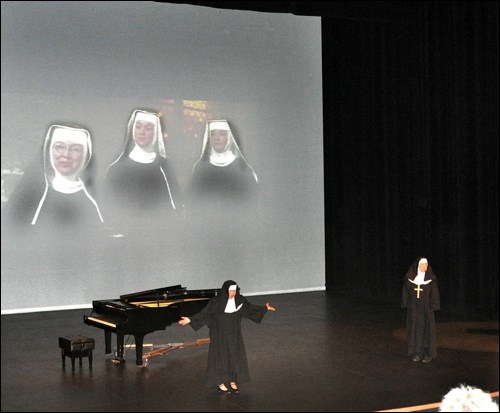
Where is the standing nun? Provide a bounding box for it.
[401,257,441,363]
[179,280,276,393]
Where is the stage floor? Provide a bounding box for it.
[1,291,498,412]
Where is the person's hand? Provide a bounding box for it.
[178,316,191,326]
[265,302,276,312]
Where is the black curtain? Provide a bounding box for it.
[323,1,499,318]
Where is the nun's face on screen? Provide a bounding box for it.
[133,120,156,149]
[210,129,229,153]
[51,141,85,177]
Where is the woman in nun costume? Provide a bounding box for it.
[179,280,276,393]
[401,257,440,363]
[1,124,105,270]
[186,119,258,218]
[184,119,260,279]
[103,109,182,238]
[3,124,103,232]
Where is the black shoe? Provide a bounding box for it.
[412,355,422,362]
[230,382,240,393]
[218,384,230,393]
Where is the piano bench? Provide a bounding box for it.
[58,335,95,370]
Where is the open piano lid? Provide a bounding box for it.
[120,284,186,303]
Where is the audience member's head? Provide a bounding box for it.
[439,384,499,412]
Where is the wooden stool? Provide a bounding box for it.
[59,335,95,370]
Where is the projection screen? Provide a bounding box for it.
[1,1,324,313]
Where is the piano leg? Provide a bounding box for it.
[114,334,125,364]
[135,335,145,366]
[104,331,111,354]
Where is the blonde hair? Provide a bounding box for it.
[439,384,499,412]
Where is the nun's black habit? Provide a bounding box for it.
[186,119,258,221]
[401,257,440,360]
[103,109,182,237]
[1,124,105,270]
[188,280,268,387]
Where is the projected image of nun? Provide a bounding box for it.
[2,124,104,232]
[103,109,182,238]
[185,119,260,280]
[187,119,258,219]
[1,123,106,272]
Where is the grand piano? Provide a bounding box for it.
[83,284,218,365]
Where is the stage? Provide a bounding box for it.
[1,291,498,412]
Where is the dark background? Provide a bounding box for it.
[164,1,499,318]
